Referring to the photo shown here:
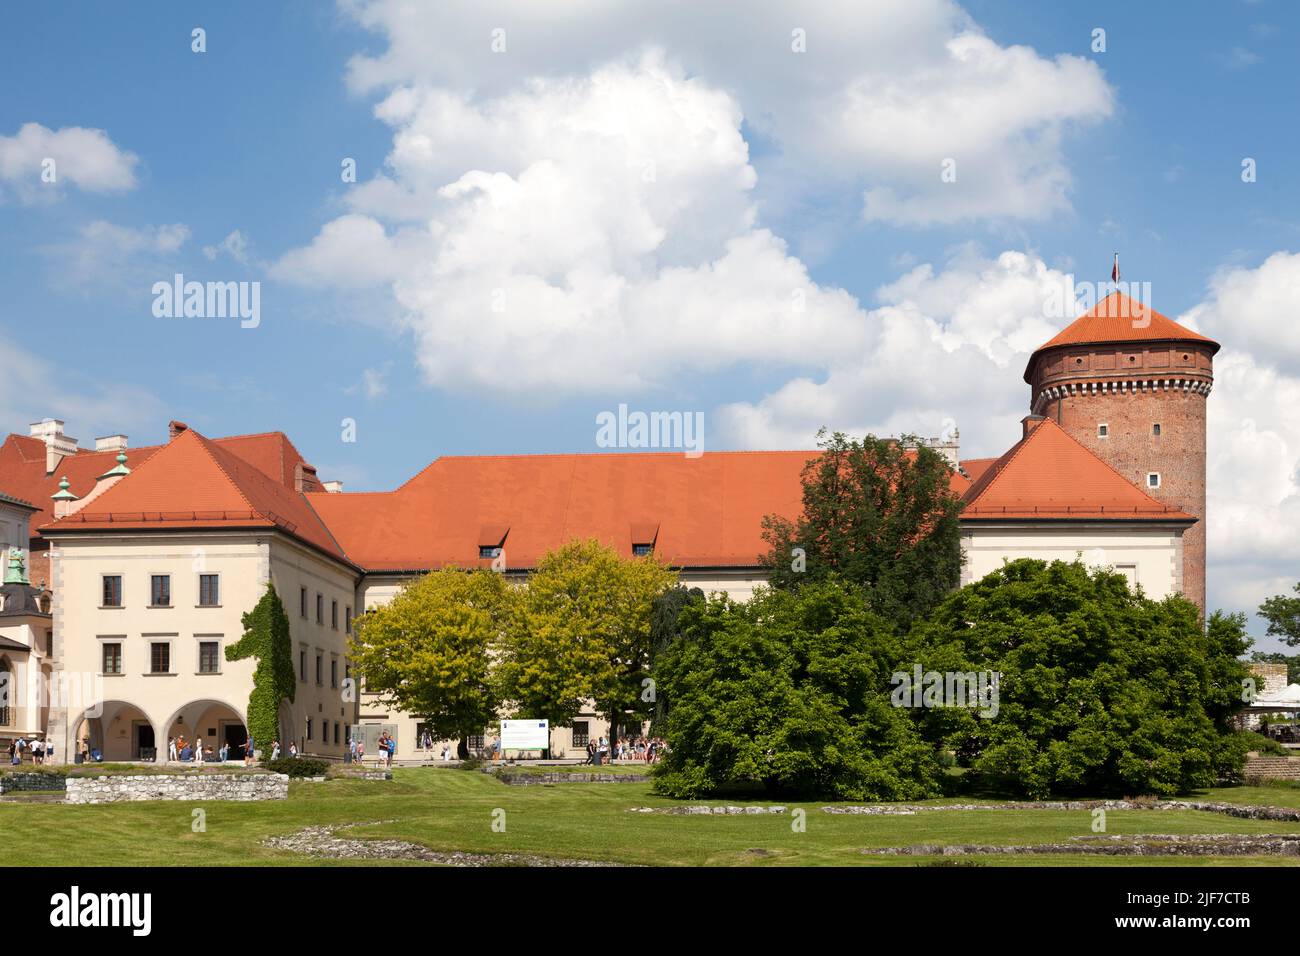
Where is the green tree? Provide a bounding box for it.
[648,585,705,734]
[350,568,509,757]
[1259,582,1300,647]
[652,580,945,800]
[907,559,1252,798]
[762,429,963,628]
[224,582,295,752]
[498,539,677,750]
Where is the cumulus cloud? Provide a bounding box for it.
[0,122,138,202]
[203,229,251,265]
[42,220,190,292]
[338,0,1112,224]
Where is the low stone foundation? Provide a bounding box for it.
[628,805,788,814]
[1243,756,1300,781]
[65,773,289,804]
[0,773,67,794]
[873,834,1300,857]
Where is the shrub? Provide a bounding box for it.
[262,757,329,778]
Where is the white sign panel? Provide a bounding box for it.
[500,719,549,751]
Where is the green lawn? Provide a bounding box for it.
[1,767,1298,867]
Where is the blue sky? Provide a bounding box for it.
[2,1,1298,640]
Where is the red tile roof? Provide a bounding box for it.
[0,429,319,544]
[36,429,350,564]
[961,418,1194,521]
[1025,292,1219,382]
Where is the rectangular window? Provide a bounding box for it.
[316,653,323,686]
[306,718,313,742]
[199,641,220,674]
[1152,423,1162,436]
[198,574,220,606]
[299,649,307,681]
[345,607,353,633]
[632,543,653,557]
[300,587,308,618]
[331,600,338,630]
[572,721,590,747]
[334,723,340,745]
[322,720,329,744]
[150,642,171,674]
[1147,473,1161,489]
[150,574,171,607]
[316,593,323,624]
[1115,564,1138,587]
[1097,423,1109,438]
[479,546,501,559]
[102,575,122,607]
[331,659,338,688]
[102,642,122,675]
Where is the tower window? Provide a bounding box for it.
[1152,423,1161,436]
[1097,423,1109,438]
[1147,473,1161,489]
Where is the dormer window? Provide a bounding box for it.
[632,543,654,557]
[479,546,502,560]
[478,525,509,563]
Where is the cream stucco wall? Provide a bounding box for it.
[43,530,359,764]
[960,522,1185,599]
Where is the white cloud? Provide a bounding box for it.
[272,214,410,289]
[44,221,190,291]
[338,0,1112,225]
[0,336,164,439]
[202,230,251,264]
[0,122,138,202]
[1180,251,1300,375]
[716,249,1070,455]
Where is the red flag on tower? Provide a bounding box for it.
[1111,253,1120,283]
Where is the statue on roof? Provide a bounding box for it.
[4,547,29,586]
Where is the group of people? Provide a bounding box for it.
[164,735,258,764]
[7,736,52,765]
[348,732,395,766]
[584,734,665,765]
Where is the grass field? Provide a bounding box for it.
[2,768,1299,866]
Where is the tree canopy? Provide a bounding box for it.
[1259,581,1300,648]
[350,568,509,749]
[761,430,963,627]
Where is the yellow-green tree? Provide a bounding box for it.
[351,568,510,755]
[499,539,677,747]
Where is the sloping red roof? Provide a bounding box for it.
[1026,292,1219,382]
[0,429,319,543]
[961,418,1193,520]
[37,429,350,563]
[308,451,816,571]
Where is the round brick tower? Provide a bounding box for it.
[1023,291,1219,613]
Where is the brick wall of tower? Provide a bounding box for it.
[1029,342,1214,614]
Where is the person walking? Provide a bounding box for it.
[244,735,255,766]
[194,738,204,764]
[167,736,177,762]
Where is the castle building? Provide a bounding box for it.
[0,292,1216,763]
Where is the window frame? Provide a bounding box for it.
[1147,472,1161,489]
[149,573,172,608]
[198,573,221,607]
[148,640,173,675]
[197,637,222,675]
[101,574,124,608]
[1097,423,1109,438]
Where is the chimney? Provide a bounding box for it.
[29,419,79,474]
[169,420,189,440]
[294,462,319,492]
[94,434,129,453]
[930,426,960,468]
[1021,414,1047,440]
[321,480,344,493]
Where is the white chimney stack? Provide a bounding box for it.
[94,434,129,452]
[322,480,344,493]
[29,419,79,474]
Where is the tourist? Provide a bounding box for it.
[348,736,357,763]
[7,739,16,766]
[441,743,450,762]
[79,739,89,764]
[598,737,609,765]
[31,737,43,765]
[288,742,298,758]
[356,740,365,764]
[194,738,204,764]
[271,739,281,760]
[167,737,177,762]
